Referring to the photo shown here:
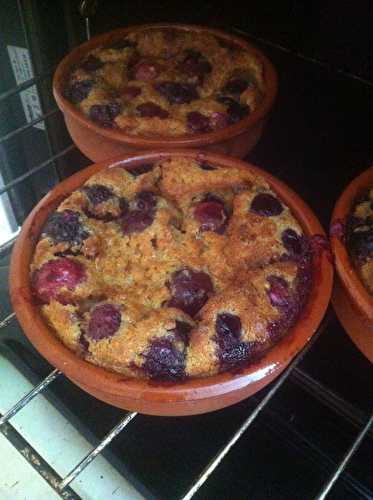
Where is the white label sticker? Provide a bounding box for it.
[7,45,45,130]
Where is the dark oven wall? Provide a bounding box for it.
[90,0,373,82]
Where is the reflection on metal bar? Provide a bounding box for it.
[0,69,54,103]
[181,329,322,500]
[85,18,91,40]
[0,108,60,144]
[59,411,137,490]
[0,420,80,500]
[0,144,76,196]
[292,367,373,439]
[0,231,19,258]
[0,369,61,426]
[0,312,16,330]
[79,0,97,41]
[316,413,373,500]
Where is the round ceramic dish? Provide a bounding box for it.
[10,150,333,416]
[53,23,278,162]
[330,166,373,362]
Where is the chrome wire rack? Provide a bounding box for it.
[1,3,373,500]
[0,309,372,499]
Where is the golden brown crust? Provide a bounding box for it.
[31,157,312,380]
[65,28,265,137]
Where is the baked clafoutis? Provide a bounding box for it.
[31,158,314,381]
[346,188,373,294]
[64,28,264,137]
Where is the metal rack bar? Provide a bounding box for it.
[0,68,54,103]
[181,328,322,500]
[292,368,373,438]
[58,411,137,491]
[0,312,16,330]
[0,144,76,196]
[0,368,61,426]
[0,232,19,258]
[0,108,60,144]
[0,419,80,500]
[316,413,373,500]
[232,28,373,88]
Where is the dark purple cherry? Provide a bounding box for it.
[215,313,257,370]
[65,80,93,103]
[121,191,157,234]
[226,101,249,123]
[267,276,290,308]
[216,313,242,340]
[167,268,213,317]
[142,337,185,380]
[187,112,211,133]
[349,227,373,259]
[32,258,86,304]
[83,184,113,205]
[121,86,142,99]
[132,191,157,211]
[121,211,154,234]
[155,81,199,104]
[125,163,154,177]
[217,96,249,123]
[267,243,313,342]
[83,185,127,221]
[250,193,283,216]
[177,49,212,83]
[282,228,302,255]
[43,210,88,245]
[89,102,121,127]
[80,55,104,72]
[222,78,250,95]
[136,102,169,118]
[87,304,121,340]
[194,200,227,233]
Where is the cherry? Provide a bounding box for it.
[87,304,121,340]
[194,200,227,233]
[167,268,213,316]
[250,193,283,216]
[32,258,86,304]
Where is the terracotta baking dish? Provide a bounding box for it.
[10,150,333,416]
[53,23,278,162]
[330,166,373,362]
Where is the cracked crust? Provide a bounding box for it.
[31,157,313,380]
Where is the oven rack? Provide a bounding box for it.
[1,5,372,499]
[0,310,372,499]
